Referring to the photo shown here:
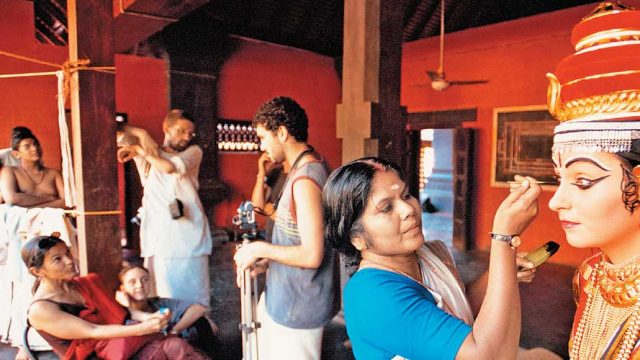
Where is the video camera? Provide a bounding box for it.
[232,200,257,240]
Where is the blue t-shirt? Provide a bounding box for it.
[344,268,472,360]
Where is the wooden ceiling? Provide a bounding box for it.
[140,0,599,57]
[180,0,599,57]
[37,0,601,56]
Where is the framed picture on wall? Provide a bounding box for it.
[491,106,557,189]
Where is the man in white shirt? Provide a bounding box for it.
[118,110,212,306]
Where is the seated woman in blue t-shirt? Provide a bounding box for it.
[116,264,220,356]
[322,157,548,360]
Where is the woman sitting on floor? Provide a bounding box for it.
[23,235,209,360]
[116,264,220,356]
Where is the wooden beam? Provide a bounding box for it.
[374,0,406,166]
[113,0,209,53]
[337,0,406,166]
[407,108,477,130]
[68,0,121,290]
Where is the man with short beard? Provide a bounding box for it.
[118,110,212,307]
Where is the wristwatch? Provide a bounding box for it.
[490,233,521,249]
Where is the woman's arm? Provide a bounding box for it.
[456,177,541,360]
[128,308,154,322]
[171,303,209,334]
[28,301,168,340]
[466,255,536,317]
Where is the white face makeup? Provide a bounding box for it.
[549,151,640,262]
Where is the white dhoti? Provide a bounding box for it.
[146,255,210,307]
[256,293,324,360]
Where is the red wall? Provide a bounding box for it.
[0,0,169,235]
[0,1,67,168]
[400,4,632,266]
[3,0,605,266]
[213,39,342,228]
[1,0,342,238]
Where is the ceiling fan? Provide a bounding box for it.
[427,0,488,91]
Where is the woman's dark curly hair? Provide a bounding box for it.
[617,138,640,213]
[322,157,401,266]
[252,96,308,142]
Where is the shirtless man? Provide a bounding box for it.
[0,127,65,209]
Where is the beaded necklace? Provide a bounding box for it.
[570,257,640,360]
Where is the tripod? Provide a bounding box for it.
[233,201,261,360]
[239,235,261,360]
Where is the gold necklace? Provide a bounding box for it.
[361,257,425,287]
[599,257,640,307]
[570,259,640,360]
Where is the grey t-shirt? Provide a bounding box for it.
[265,159,338,329]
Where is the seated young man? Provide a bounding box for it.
[0,127,65,208]
[0,127,69,360]
[117,264,220,356]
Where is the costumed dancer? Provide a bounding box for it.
[545,2,640,358]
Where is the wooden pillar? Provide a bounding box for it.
[336,0,406,165]
[67,0,121,289]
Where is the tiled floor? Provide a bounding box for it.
[1,240,574,360]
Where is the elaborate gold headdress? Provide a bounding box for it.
[547,1,640,154]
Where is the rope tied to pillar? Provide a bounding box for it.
[0,50,116,208]
[63,209,122,217]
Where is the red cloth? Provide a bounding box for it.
[63,273,128,360]
[49,274,205,360]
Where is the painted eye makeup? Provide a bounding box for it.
[571,175,610,190]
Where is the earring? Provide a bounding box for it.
[633,165,640,179]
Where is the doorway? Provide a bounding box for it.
[419,129,454,246]
[406,109,476,250]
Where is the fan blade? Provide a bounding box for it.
[448,79,489,86]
